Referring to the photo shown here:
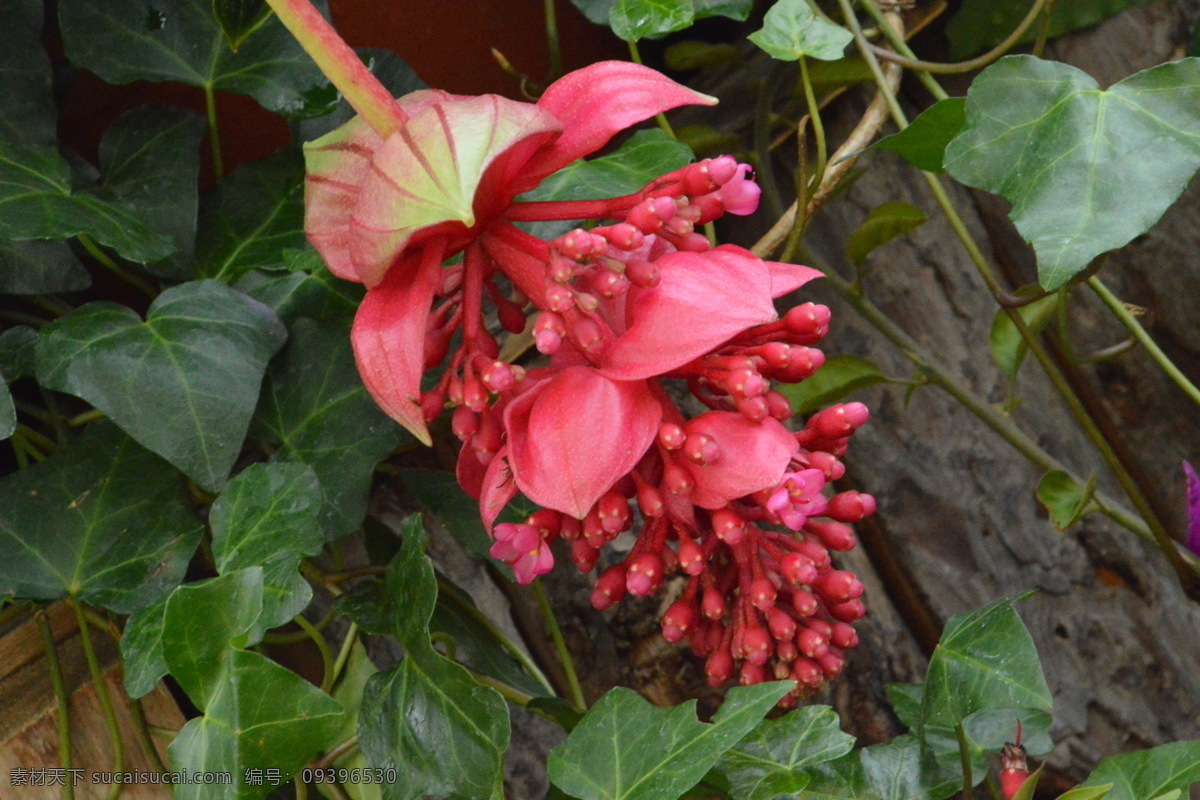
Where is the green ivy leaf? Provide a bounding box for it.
[1036,470,1099,530]
[714,705,856,800]
[162,569,343,799]
[234,248,363,325]
[918,594,1052,762]
[792,734,959,800]
[947,0,1154,60]
[59,0,337,119]
[431,579,550,699]
[961,708,1053,756]
[845,202,927,266]
[748,0,853,62]
[358,517,510,800]
[97,107,206,279]
[0,0,56,145]
[197,149,307,282]
[210,463,323,637]
[945,56,1200,290]
[0,326,38,383]
[886,683,925,731]
[120,594,171,699]
[548,681,792,800]
[37,280,287,491]
[252,318,405,539]
[211,0,272,51]
[777,355,888,417]
[611,0,695,41]
[397,468,493,558]
[989,293,1058,378]
[1011,766,1043,800]
[0,139,174,263]
[869,98,965,173]
[0,421,200,612]
[318,639,382,800]
[1079,741,1200,800]
[0,241,90,295]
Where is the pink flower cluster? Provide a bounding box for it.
[303,61,875,699]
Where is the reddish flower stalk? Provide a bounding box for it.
[277,0,876,700]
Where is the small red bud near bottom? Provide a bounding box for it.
[742,626,772,666]
[739,660,767,685]
[702,586,727,620]
[678,539,705,575]
[706,648,734,686]
[749,578,777,612]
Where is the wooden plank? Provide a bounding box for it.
[1,602,187,799]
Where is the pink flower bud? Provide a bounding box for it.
[706,647,734,687]
[826,491,876,522]
[570,539,599,573]
[830,622,859,649]
[767,607,797,641]
[712,509,745,544]
[815,570,863,603]
[740,660,767,685]
[661,600,697,642]
[451,406,479,441]
[702,586,726,620]
[625,259,660,288]
[742,626,772,666]
[678,539,705,575]
[829,599,866,622]
[806,520,857,551]
[708,156,739,186]
[792,657,823,687]
[636,482,665,518]
[749,578,777,612]
[791,589,818,616]
[626,553,663,596]
[780,552,819,587]
[591,564,628,610]
[798,626,829,659]
[598,491,632,534]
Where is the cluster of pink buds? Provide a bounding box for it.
[300,56,876,700]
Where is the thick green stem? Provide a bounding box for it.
[293,614,336,694]
[531,579,585,710]
[77,235,157,298]
[1088,276,1200,408]
[203,84,224,178]
[544,0,562,79]
[70,598,125,800]
[265,0,407,137]
[38,611,75,800]
[627,42,676,139]
[865,0,1049,74]
[328,623,359,691]
[956,723,975,800]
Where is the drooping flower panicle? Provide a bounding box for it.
[286,11,877,701]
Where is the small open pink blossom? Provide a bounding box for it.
[766,469,829,529]
[490,522,554,583]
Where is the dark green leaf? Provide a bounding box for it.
[1036,470,1099,530]
[748,0,853,62]
[0,326,38,382]
[947,0,1154,60]
[59,0,337,119]
[611,0,694,41]
[163,570,343,800]
[961,708,1053,756]
[210,463,323,636]
[0,421,201,612]
[715,705,856,800]
[431,579,550,698]
[845,202,927,266]
[945,56,1200,290]
[197,149,307,282]
[0,241,90,295]
[0,386,14,440]
[38,281,287,490]
[120,594,170,699]
[869,98,965,173]
[212,0,271,51]
[529,129,694,203]
[294,49,426,142]
[332,579,392,636]
[988,293,1057,377]
[0,140,174,263]
[234,249,363,325]
[397,468,492,558]
[1080,741,1200,800]
[569,0,616,25]
[885,683,924,731]
[918,594,1052,758]
[777,355,888,416]
[692,0,752,21]
[779,734,956,800]
[358,517,510,800]
[0,0,56,145]
[252,318,405,539]
[97,107,206,279]
[548,682,792,800]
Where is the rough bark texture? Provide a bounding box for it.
[374,3,1200,797]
